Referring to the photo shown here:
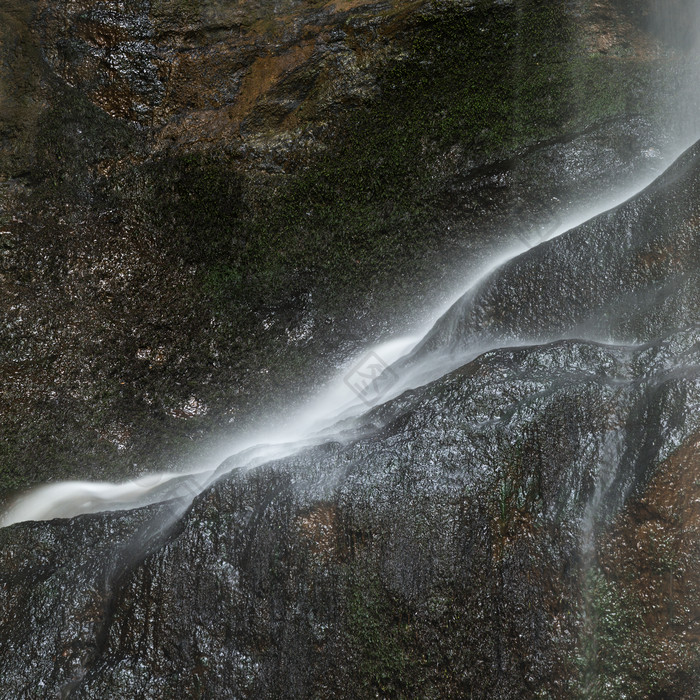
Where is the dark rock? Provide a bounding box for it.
[409,140,700,363]
[1,0,697,494]
[1,139,699,697]
[1,1,700,695]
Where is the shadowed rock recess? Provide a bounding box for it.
[2,0,700,697]
[2,145,700,697]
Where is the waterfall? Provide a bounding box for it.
[2,2,700,530]
[657,0,700,149]
[0,151,689,528]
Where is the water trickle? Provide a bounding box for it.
[3,2,700,530]
[2,139,695,529]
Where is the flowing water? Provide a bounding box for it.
[0,155,687,528]
[2,2,700,529]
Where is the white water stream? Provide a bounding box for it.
[2,4,699,528]
[1,150,685,528]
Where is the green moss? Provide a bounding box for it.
[155,0,667,319]
[344,568,422,697]
[149,153,244,266]
[150,0,201,21]
[33,82,137,196]
[0,2,43,179]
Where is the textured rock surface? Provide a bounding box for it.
[0,0,695,492]
[410,140,700,362]
[1,0,700,696]
[1,136,699,697]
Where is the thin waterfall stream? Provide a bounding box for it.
[1,136,696,528]
[2,3,700,696]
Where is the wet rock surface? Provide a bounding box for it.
[2,334,699,697]
[0,0,694,492]
[1,141,700,697]
[2,0,700,696]
[411,139,700,362]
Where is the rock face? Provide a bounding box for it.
[0,0,695,493]
[410,140,700,362]
[1,138,699,697]
[2,0,700,696]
